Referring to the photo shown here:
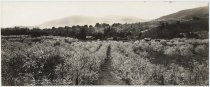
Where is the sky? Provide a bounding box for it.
[0,1,208,27]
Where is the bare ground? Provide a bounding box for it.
[96,45,128,85]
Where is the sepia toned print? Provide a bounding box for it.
[1,1,209,86]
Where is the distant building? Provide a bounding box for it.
[144,38,151,41]
[86,36,94,40]
[107,37,114,40]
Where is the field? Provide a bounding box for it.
[1,36,209,85]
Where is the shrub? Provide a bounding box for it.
[194,45,208,56]
[1,37,208,85]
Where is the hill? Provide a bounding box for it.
[157,6,209,21]
[38,15,146,28]
[2,6,209,40]
[140,6,209,39]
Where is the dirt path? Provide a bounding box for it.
[91,44,103,53]
[96,45,128,85]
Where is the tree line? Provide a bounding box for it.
[2,17,208,40]
[1,23,141,40]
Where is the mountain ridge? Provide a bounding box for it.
[157,6,208,21]
[38,15,146,28]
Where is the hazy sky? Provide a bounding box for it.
[1,1,208,27]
